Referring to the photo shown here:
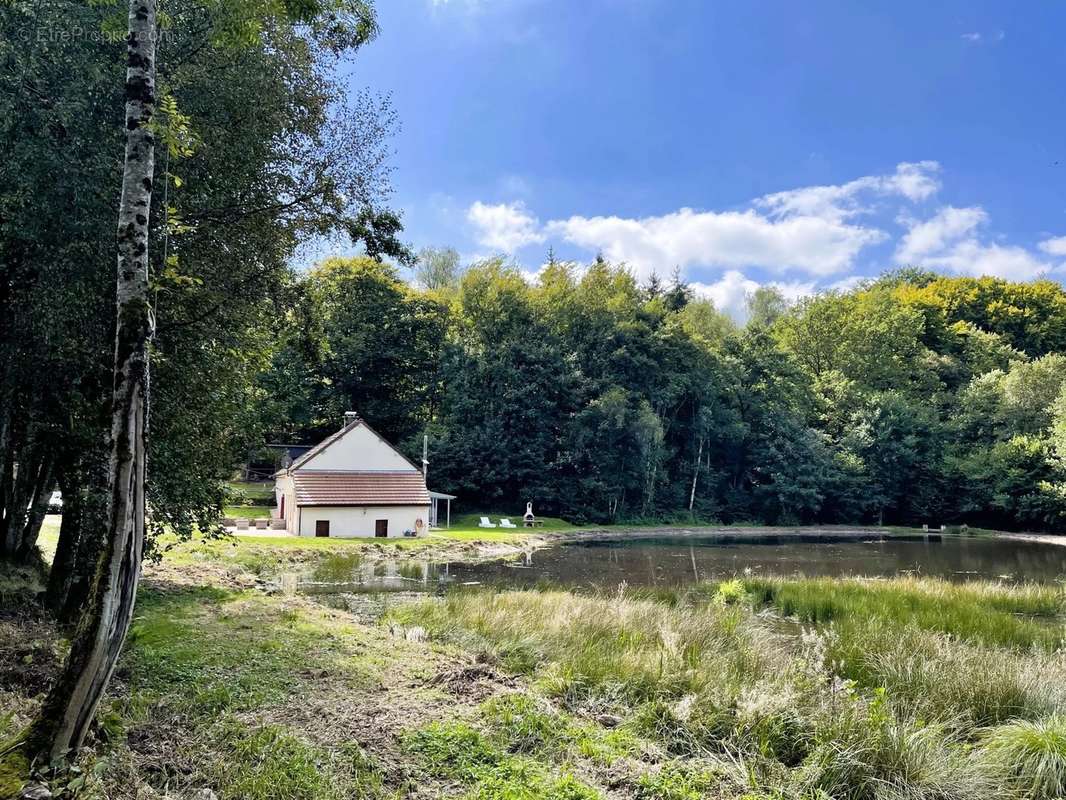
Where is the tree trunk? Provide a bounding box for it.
[1,444,54,563]
[57,484,109,626]
[45,454,110,624]
[47,480,82,614]
[24,0,156,763]
[17,457,55,562]
[688,436,704,512]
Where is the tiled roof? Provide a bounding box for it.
[292,471,430,507]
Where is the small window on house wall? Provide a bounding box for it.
[316,520,330,537]
[375,519,388,538]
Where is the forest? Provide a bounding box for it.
[263,257,1066,533]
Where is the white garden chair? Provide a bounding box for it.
[478,516,497,528]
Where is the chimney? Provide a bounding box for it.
[343,411,359,428]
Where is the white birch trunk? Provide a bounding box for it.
[26,0,156,761]
[688,436,703,512]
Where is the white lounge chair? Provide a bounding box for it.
[478,516,497,528]
[499,518,517,528]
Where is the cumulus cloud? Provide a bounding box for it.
[541,161,939,279]
[466,200,545,252]
[547,208,884,278]
[896,206,1050,280]
[461,162,1056,306]
[690,271,816,323]
[1039,236,1066,257]
[896,206,987,262]
[759,161,940,221]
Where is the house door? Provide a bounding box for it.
[315,520,330,538]
[375,519,388,538]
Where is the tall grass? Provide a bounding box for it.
[390,577,1066,799]
[389,589,790,707]
[742,576,1065,650]
[982,715,1066,800]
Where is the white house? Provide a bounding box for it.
[274,412,432,538]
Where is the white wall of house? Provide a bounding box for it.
[274,473,296,529]
[299,424,418,472]
[296,504,430,538]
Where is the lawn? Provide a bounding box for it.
[223,505,273,519]
[227,480,275,499]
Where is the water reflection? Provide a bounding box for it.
[295,534,1066,595]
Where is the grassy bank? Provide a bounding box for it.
[389,578,1066,799]
[7,528,1066,799]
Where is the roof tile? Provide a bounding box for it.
[292,471,430,507]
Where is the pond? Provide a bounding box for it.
[293,532,1066,595]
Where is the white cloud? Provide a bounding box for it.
[461,162,1058,302]
[544,162,940,279]
[888,161,943,202]
[548,208,883,278]
[828,275,868,293]
[690,271,816,323]
[896,206,1050,280]
[466,201,545,252]
[961,30,1005,44]
[1039,236,1066,257]
[759,161,940,221]
[896,206,987,262]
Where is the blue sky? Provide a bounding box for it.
[343,0,1066,319]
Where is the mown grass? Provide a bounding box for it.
[223,505,273,519]
[444,512,577,535]
[227,480,275,498]
[390,578,1066,799]
[153,526,537,582]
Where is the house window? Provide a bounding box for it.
[375,519,388,538]
[315,520,330,537]
[280,495,285,517]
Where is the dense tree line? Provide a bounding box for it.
[265,258,1066,532]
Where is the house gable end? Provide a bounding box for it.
[294,421,420,474]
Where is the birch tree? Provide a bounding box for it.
[21,0,157,763]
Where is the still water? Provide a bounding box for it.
[295,533,1066,594]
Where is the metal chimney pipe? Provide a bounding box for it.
[343,411,359,428]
